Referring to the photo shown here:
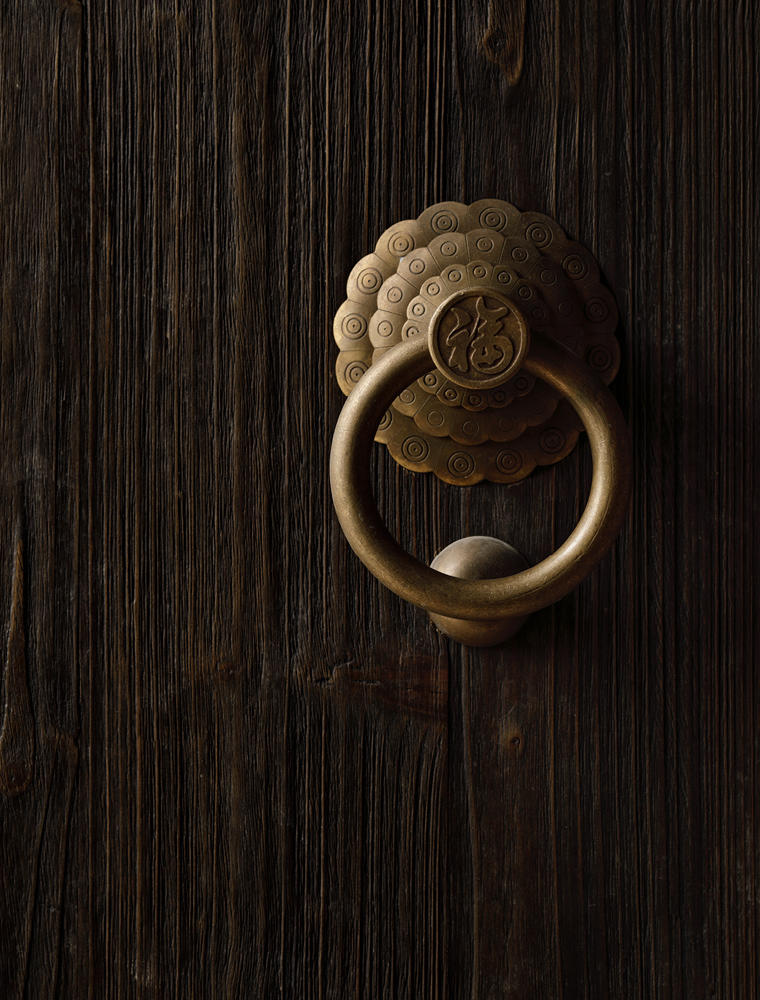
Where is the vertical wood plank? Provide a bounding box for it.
[0,1,757,997]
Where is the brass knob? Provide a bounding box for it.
[330,200,631,646]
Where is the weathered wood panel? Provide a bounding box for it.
[0,1,757,996]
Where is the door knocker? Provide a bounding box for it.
[329,199,631,646]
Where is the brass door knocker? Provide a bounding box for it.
[330,199,631,646]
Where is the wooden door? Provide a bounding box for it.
[1,2,757,996]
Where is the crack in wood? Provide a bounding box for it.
[0,522,34,795]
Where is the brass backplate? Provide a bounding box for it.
[333,199,620,485]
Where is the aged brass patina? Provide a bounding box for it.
[330,199,631,645]
[334,198,620,485]
[428,537,531,646]
[427,289,530,391]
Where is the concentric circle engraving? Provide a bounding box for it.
[526,222,553,247]
[401,435,430,463]
[585,297,610,323]
[479,206,508,229]
[431,209,458,233]
[447,451,476,478]
[428,289,530,391]
[540,428,567,454]
[342,313,367,339]
[495,414,517,434]
[389,231,415,255]
[586,344,613,372]
[539,266,559,285]
[496,449,523,475]
[562,253,588,279]
[358,267,382,292]
[512,373,534,395]
[345,360,368,384]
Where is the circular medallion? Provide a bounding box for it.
[428,289,530,390]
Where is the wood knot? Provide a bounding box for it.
[500,724,525,756]
[481,0,527,89]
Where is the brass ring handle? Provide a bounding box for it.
[330,199,631,645]
[330,333,631,643]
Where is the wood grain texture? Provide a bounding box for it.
[0,0,757,996]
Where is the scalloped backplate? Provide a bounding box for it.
[333,199,620,485]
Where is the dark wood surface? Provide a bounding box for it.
[1,1,758,996]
